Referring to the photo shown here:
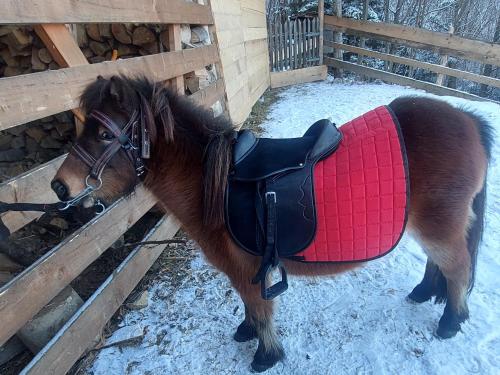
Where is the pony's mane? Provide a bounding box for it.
[80,75,236,228]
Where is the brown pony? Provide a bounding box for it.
[53,76,492,372]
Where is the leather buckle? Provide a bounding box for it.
[265,191,277,203]
[261,261,288,300]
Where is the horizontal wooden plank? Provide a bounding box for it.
[241,0,266,14]
[243,28,267,42]
[249,75,269,107]
[0,45,219,131]
[227,85,250,125]
[211,13,244,32]
[325,16,500,66]
[0,0,213,25]
[219,43,246,66]
[189,79,226,109]
[21,215,180,375]
[0,185,157,347]
[217,29,245,50]
[325,58,494,102]
[0,155,65,233]
[326,41,500,89]
[242,9,267,29]
[270,65,327,88]
[210,0,243,16]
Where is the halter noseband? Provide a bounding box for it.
[65,108,151,211]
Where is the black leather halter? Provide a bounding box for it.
[73,109,149,180]
[62,109,151,211]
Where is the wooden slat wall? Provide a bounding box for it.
[0,3,229,372]
[211,0,270,125]
[0,45,219,130]
[0,0,213,25]
[21,215,181,375]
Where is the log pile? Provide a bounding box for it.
[0,21,220,182]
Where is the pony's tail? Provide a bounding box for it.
[202,133,233,228]
[466,184,486,294]
[464,110,493,294]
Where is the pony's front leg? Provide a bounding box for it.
[241,292,284,372]
[234,305,258,342]
[231,272,284,371]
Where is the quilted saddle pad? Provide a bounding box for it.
[293,106,409,263]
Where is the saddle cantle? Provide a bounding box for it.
[225,106,409,299]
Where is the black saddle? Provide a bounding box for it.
[225,119,342,299]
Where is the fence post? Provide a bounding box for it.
[167,24,184,95]
[319,0,324,65]
[333,0,343,77]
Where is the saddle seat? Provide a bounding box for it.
[225,119,342,299]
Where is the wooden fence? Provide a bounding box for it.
[0,1,226,374]
[268,17,320,71]
[324,15,500,102]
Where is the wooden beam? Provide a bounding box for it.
[270,65,327,88]
[0,186,157,348]
[0,0,213,25]
[34,25,87,67]
[20,215,180,375]
[0,45,219,131]
[326,41,500,88]
[0,155,65,234]
[324,16,500,66]
[167,24,184,95]
[324,57,495,102]
[34,24,88,132]
[189,79,225,108]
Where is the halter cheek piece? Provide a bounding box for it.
[0,109,151,241]
[62,108,151,212]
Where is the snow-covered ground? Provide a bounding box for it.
[88,79,499,375]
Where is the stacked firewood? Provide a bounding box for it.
[0,22,219,181]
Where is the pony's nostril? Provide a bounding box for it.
[51,180,69,201]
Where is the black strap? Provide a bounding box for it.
[0,201,67,241]
[251,180,288,300]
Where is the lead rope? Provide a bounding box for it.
[0,201,186,249]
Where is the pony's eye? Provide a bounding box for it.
[99,131,114,141]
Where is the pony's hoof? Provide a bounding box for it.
[407,286,432,304]
[251,344,284,372]
[234,321,257,342]
[435,325,459,339]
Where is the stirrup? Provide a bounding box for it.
[260,261,288,300]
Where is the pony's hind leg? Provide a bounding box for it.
[411,230,472,338]
[430,240,471,338]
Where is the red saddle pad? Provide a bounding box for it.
[295,106,408,263]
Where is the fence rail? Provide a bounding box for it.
[0,2,227,373]
[268,17,320,71]
[324,16,499,101]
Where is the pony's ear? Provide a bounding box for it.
[109,76,124,104]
